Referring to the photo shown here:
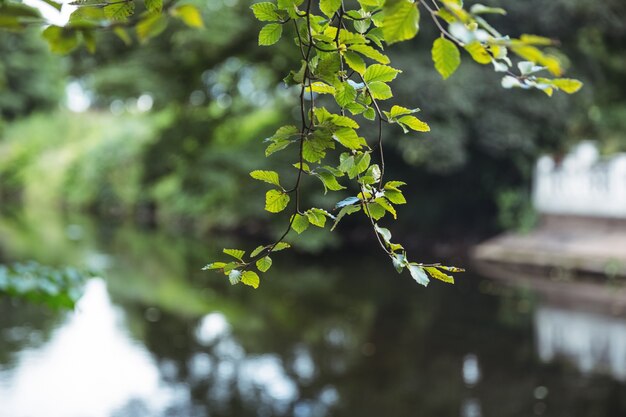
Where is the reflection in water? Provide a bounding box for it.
[1,209,626,417]
[0,280,175,417]
[535,306,626,381]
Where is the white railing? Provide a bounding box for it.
[533,141,626,218]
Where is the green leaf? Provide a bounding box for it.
[307,82,335,95]
[202,262,226,270]
[241,271,260,289]
[368,81,392,100]
[408,265,429,286]
[398,115,430,132]
[136,14,167,42]
[291,213,310,234]
[364,64,402,83]
[113,27,132,45]
[228,269,242,285]
[348,44,390,64]
[386,105,417,119]
[365,202,386,220]
[320,0,341,17]
[256,256,273,272]
[385,180,407,189]
[302,133,332,163]
[144,0,162,13]
[432,37,461,79]
[272,242,291,251]
[258,23,282,46]
[424,267,455,284]
[316,171,346,193]
[551,78,583,94]
[333,127,366,150]
[250,170,281,187]
[250,245,266,257]
[384,189,406,204]
[331,205,361,230]
[470,4,506,15]
[374,223,392,243]
[265,190,290,213]
[383,0,420,44]
[330,114,360,129]
[251,2,280,21]
[363,108,376,120]
[305,208,330,227]
[343,51,366,74]
[266,139,292,156]
[335,82,357,107]
[464,41,491,64]
[223,248,245,261]
[375,197,397,219]
[42,26,80,54]
[171,4,204,28]
[103,1,135,21]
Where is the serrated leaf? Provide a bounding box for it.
[464,41,491,64]
[307,82,335,95]
[408,265,429,286]
[316,171,346,193]
[265,190,290,213]
[272,242,291,251]
[302,134,330,163]
[386,105,416,119]
[335,82,357,107]
[306,208,329,227]
[202,262,226,270]
[385,180,407,189]
[375,197,396,219]
[330,114,360,129]
[470,4,506,15]
[291,213,310,234]
[432,37,461,79]
[256,256,273,272]
[171,4,203,28]
[365,202,386,220]
[333,127,366,150]
[250,245,266,257]
[368,81,392,100]
[103,1,134,21]
[383,0,419,44]
[258,23,282,46]
[331,205,361,230]
[343,51,366,74]
[320,0,341,17]
[424,267,455,284]
[250,170,281,187]
[228,269,242,285]
[384,189,406,204]
[251,2,279,21]
[348,44,390,64]
[551,78,583,94]
[266,139,292,156]
[223,248,245,261]
[398,115,430,132]
[241,271,260,289]
[144,0,162,13]
[364,108,376,120]
[364,64,401,83]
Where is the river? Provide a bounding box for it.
[0,207,625,417]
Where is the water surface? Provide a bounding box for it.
[1,208,625,417]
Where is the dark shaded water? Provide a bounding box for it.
[1,207,626,417]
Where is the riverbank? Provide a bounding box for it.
[472,215,626,278]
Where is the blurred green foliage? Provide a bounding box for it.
[0,29,64,123]
[1,0,624,238]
